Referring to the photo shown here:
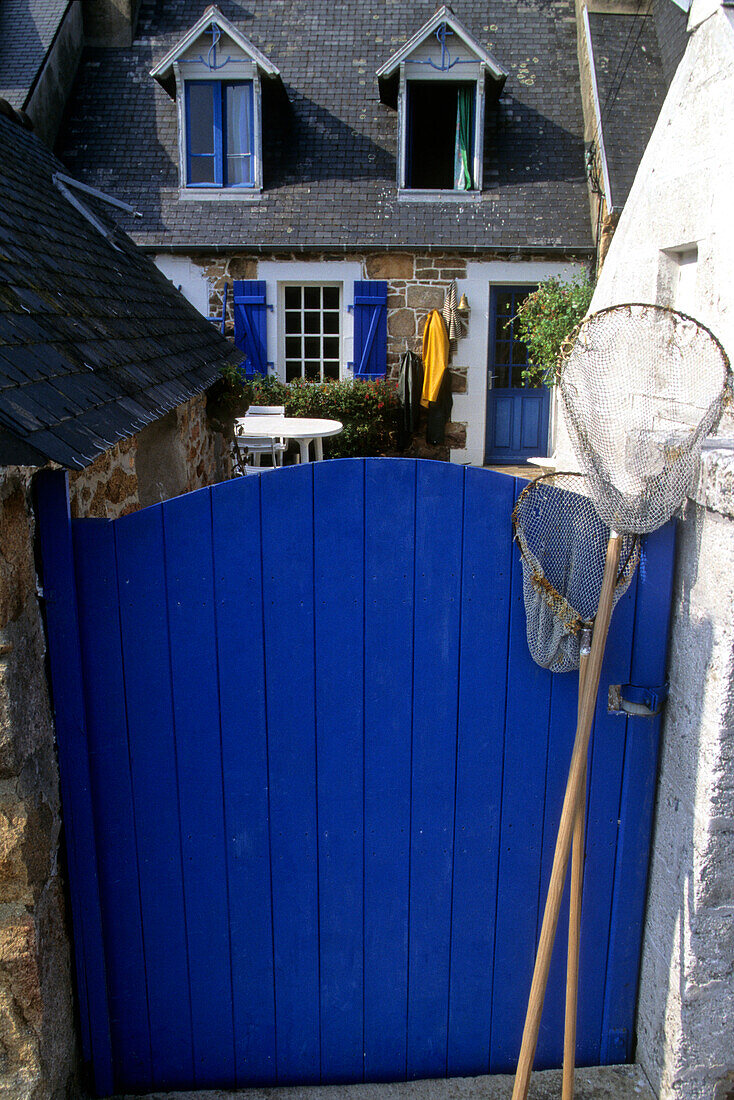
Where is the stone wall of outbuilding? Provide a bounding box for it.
[0,393,225,1099]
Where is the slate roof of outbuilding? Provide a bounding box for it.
[588,12,667,211]
[57,0,595,254]
[0,112,240,470]
[0,0,71,110]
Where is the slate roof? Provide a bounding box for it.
[0,112,240,469]
[57,0,594,254]
[588,12,667,211]
[0,0,70,110]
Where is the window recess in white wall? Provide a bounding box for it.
[376,6,507,196]
[283,285,342,382]
[150,4,281,195]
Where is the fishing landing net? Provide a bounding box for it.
[512,473,639,674]
[557,303,732,534]
[511,302,733,1100]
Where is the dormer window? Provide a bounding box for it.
[377,7,507,198]
[185,81,254,187]
[150,5,280,197]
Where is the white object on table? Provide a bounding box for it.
[236,405,287,467]
[234,416,343,464]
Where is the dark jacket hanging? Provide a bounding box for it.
[397,350,424,441]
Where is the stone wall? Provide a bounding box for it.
[0,470,75,1100]
[560,6,734,1096]
[68,392,223,519]
[196,249,583,464]
[0,392,225,1099]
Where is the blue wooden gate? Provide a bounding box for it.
[37,460,675,1097]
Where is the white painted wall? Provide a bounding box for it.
[154,254,210,316]
[569,6,734,1099]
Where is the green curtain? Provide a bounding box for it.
[453,88,473,190]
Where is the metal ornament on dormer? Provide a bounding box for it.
[198,22,232,70]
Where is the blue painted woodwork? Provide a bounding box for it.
[185,80,254,187]
[34,471,114,1096]
[485,286,550,463]
[37,460,676,1095]
[233,279,269,375]
[352,281,387,377]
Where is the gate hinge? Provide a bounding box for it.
[608,682,668,718]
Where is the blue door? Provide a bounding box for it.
[485,286,550,463]
[36,461,676,1096]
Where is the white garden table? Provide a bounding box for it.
[234,416,343,465]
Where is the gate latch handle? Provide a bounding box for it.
[608,682,668,718]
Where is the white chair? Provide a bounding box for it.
[234,405,287,468]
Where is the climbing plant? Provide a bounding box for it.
[515,274,594,387]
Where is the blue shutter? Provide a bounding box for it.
[352,281,387,378]
[233,280,270,377]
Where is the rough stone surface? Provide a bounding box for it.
[365,254,414,280]
[579,10,734,1098]
[0,470,76,1100]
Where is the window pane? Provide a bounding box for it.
[286,360,301,382]
[284,286,301,309]
[305,360,320,381]
[495,361,510,388]
[188,84,215,155]
[226,85,252,155]
[285,311,300,335]
[512,341,529,365]
[188,156,216,184]
[323,337,339,360]
[304,336,320,358]
[285,337,301,358]
[304,287,320,309]
[227,154,251,186]
[304,311,320,334]
[323,311,339,335]
[324,360,339,381]
[322,287,339,309]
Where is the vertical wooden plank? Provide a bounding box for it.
[489,476,553,1073]
[162,487,235,1086]
[211,475,276,1086]
[260,463,321,1085]
[363,457,416,1081]
[114,503,194,1090]
[407,461,465,1079]
[600,522,676,1062]
[313,460,365,1082]
[35,470,114,1098]
[574,566,639,1066]
[73,519,152,1092]
[448,469,516,1076]
[532,670,576,1070]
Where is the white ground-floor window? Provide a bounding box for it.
[283,285,341,382]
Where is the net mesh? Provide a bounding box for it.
[512,474,639,673]
[558,303,732,533]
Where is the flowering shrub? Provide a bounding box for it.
[514,274,594,387]
[249,376,401,458]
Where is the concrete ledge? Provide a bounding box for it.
[691,445,734,518]
[115,1065,655,1100]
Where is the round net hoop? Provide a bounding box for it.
[512,473,639,673]
[557,303,732,534]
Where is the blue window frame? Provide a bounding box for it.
[185,81,255,188]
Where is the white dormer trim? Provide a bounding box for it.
[376,6,506,82]
[149,4,280,81]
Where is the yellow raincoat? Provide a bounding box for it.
[420,309,449,408]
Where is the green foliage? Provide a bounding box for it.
[249,376,401,458]
[514,274,595,387]
[206,362,253,432]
